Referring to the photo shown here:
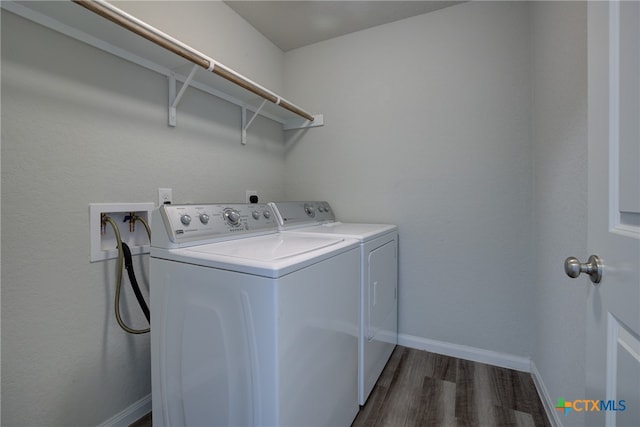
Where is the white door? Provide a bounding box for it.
[584,2,640,426]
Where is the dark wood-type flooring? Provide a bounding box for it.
[130,346,551,427]
[352,346,551,427]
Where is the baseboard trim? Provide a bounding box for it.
[398,333,531,372]
[97,394,151,427]
[530,361,562,427]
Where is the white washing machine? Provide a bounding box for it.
[269,201,398,406]
[150,203,360,427]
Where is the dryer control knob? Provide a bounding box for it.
[180,214,192,225]
[252,211,260,220]
[199,213,210,224]
[304,203,315,217]
[263,210,271,219]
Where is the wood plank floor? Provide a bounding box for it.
[130,346,551,427]
[352,346,551,427]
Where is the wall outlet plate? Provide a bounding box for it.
[158,188,172,205]
[246,190,258,203]
[89,203,154,262]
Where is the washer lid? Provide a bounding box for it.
[153,233,359,278]
[187,233,344,260]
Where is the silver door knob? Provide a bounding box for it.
[564,255,603,284]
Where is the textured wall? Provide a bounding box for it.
[283,1,535,358]
[1,3,285,425]
[2,2,591,425]
[530,2,588,425]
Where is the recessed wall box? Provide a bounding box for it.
[89,203,154,262]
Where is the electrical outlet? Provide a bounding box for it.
[246,190,258,203]
[158,188,172,205]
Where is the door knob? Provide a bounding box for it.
[564,255,603,284]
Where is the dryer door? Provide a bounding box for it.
[367,241,398,342]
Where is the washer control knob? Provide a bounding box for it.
[223,208,241,226]
[199,213,210,224]
[252,211,260,220]
[263,210,271,219]
[180,214,192,225]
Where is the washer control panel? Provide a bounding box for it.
[268,201,335,229]
[153,203,277,245]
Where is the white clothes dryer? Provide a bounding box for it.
[269,201,398,406]
[150,203,360,427]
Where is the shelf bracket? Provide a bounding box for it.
[241,99,268,145]
[168,64,199,127]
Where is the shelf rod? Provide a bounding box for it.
[72,0,315,122]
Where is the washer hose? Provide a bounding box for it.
[103,215,151,334]
[121,242,150,322]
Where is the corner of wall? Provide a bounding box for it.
[530,361,562,427]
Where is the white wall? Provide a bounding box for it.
[2,1,590,425]
[284,2,535,358]
[1,3,285,425]
[112,1,284,93]
[531,2,588,425]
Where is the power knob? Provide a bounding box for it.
[223,208,241,226]
[180,214,192,225]
[199,213,210,224]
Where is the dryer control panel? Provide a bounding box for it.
[269,201,335,229]
[152,203,278,247]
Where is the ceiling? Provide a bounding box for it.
[223,1,463,51]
